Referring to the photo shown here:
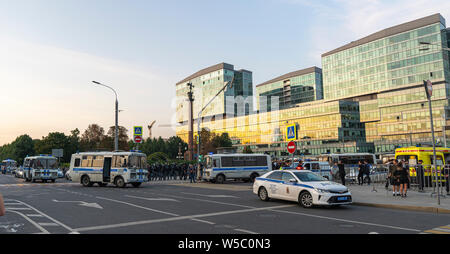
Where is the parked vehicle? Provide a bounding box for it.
[203,154,272,184]
[69,151,149,188]
[22,155,59,183]
[253,170,352,208]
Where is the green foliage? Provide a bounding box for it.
[243,146,253,154]
[0,135,35,164]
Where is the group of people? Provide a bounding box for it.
[387,159,450,197]
[147,162,200,183]
[387,160,411,197]
[272,159,297,170]
[331,160,372,186]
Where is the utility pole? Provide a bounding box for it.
[187,82,195,161]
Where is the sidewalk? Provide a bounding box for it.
[348,183,450,214]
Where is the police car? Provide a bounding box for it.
[253,170,352,208]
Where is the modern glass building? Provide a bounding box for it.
[322,13,450,154]
[176,14,450,157]
[255,67,323,111]
[176,63,253,126]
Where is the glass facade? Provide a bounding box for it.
[176,63,253,124]
[256,68,323,111]
[176,14,450,156]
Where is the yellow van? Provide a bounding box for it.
[395,147,449,184]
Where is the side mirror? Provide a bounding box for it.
[289,178,298,183]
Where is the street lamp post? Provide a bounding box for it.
[92,81,119,151]
[196,77,234,180]
[419,40,450,205]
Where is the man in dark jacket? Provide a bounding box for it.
[338,160,346,186]
[363,160,371,185]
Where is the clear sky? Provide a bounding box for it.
[1,0,450,145]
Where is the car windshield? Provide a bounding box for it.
[293,172,327,182]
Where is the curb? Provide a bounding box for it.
[353,202,450,214]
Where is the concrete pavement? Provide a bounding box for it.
[348,183,450,214]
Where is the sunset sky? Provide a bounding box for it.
[1,0,449,145]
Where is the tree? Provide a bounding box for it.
[80,124,106,151]
[34,132,74,162]
[211,133,233,149]
[243,146,253,154]
[0,135,35,164]
[106,126,130,151]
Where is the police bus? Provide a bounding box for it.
[22,155,59,183]
[1,159,17,174]
[68,151,149,188]
[203,154,272,184]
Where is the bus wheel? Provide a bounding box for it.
[131,183,141,188]
[115,177,126,188]
[216,174,225,184]
[81,175,93,187]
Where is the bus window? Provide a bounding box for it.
[74,158,81,167]
[430,156,444,166]
[92,156,104,167]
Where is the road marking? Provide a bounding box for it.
[6,207,32,210]
[6,199,77,234]
[96,196,180,216]
[190,218,216,225]
[133,191,255,209]
[125,195,179,202]
[26,214,44,217]
[424,225,450,234]
[38,223,60,227]
[181,192,238,198]
[234,228,259,234]
[53,199,103,209]
[269,209,421,233]
[5,210,50,234]
[424,230,450,234]
[72,205,295,232]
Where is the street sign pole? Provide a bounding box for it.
[424,79,440,205]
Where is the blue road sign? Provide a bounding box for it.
[286,124,297,141]
[134,126,143,136]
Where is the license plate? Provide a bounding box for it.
[337,197,348,201]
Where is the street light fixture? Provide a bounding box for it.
[92,81,119,151]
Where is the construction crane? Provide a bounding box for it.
[148,120,156,139]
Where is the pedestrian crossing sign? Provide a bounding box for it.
[134,126,143,136]
[286,124,297,141]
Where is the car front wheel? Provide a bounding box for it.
[258,187,270,201]
[299,192,314,208]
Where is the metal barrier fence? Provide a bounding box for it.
[332,164,450,197]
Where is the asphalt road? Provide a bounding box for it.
[0,174,449,234]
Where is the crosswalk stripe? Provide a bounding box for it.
[38,223,60,227]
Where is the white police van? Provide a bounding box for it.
[68,151,149,188]
[203,154,272,184]
[22,155,59,183]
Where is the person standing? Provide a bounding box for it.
[416,160,425,192]
[331,162,339,181]
[394,163,409,197]
[338,160,346,186]
[442,163,450,195]
[189,164,196,183]
[357,161,364,185]
[363,160,371,185]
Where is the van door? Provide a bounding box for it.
[103,157,112,183]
